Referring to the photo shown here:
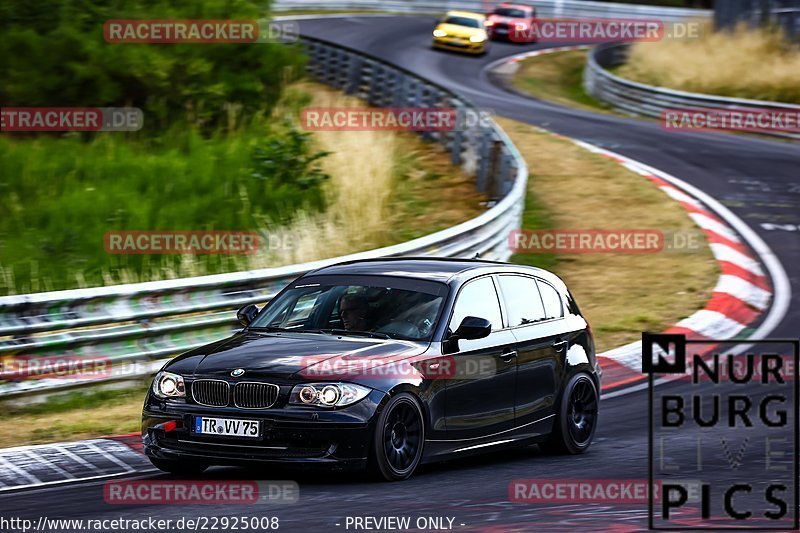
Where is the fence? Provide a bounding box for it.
[0,35,528,398]
[584,42,800,140]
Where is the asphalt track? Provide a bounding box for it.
[1,15,798,532]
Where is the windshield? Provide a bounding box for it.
[443,16,482,28]
[494,8,528,18]
[250,276,447,341]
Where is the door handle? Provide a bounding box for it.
[553,341,568,352]
[499,350,517,363]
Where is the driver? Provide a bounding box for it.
[339,293,371,331]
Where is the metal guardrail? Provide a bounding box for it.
[273,0,709,21]
[0,35,528,398]
[584,42,800,140]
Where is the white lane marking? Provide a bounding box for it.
[599,341,642,372]
[22,451,75,480]
[660,186,703,209]
[713,275,771,311]
[52,444,103,474]
[0,456,41,485]
[675,310,747,339]
[84,442,136,473]
[709,243,765,276]
[0,470,149,494]
[689,212,742,243]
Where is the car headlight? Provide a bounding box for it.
[152,371,186,399]
[289,383,371,407]
[470,34,487,43]
[433,29,447,37]
[485,20,495,26]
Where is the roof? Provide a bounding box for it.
[305,257,554,285]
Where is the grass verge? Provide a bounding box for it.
[0,383,150,448]
[509,49,612,114]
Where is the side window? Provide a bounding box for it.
[284,290,323,327]
[449,277,503,332]
[498,275,546,327]
[538,281,564,319]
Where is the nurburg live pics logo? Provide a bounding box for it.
[643,332,799,530]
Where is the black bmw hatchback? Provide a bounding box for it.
[142,258,601,480]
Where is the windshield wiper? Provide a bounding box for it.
[318,328,391,340]
[249,326,324,334]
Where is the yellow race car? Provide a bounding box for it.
[432,11,489,55]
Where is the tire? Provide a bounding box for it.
[149,457,209,475]
[368,392,425,481]
[540,372,599,454]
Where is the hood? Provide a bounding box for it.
[436,23,486,38]
[170,331,428,380]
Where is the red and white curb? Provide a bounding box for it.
[564,137,788,398]
[504,45,589,63]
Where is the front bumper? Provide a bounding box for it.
[142,389,386,470]
[433,37,486,54]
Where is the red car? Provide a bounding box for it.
[486,3,538,43]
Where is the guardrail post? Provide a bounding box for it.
[497,151,512,198]
[476,129,492,192]
[394,73,410,107]
[345,55,363,95]
[450,103,464,165]
[485,140,503,200]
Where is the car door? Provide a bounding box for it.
[496,275,562,437]
[443,276,518,441]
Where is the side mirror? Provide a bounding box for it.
[237,304,259,327]
[453,316,492,340]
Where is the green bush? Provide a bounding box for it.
[0,0,306,132]
[0,123,329,295]
[0,0,333,295]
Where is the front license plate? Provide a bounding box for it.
[194,416,260,438]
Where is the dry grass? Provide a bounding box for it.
[0,402,142,448]
[497,118,719,352]
[618,23,800,103]
[511,49,612,113]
